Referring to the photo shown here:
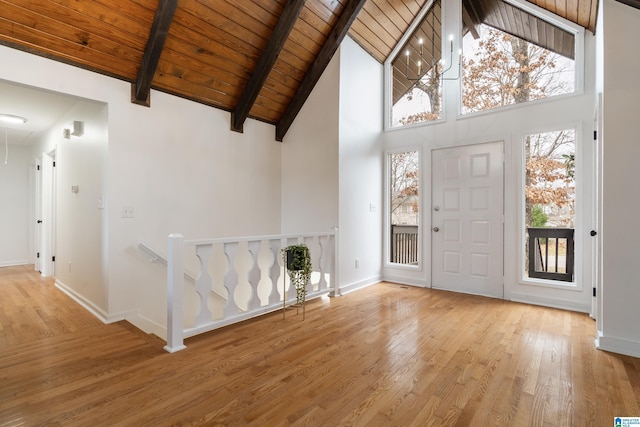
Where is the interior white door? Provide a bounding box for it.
[40,151,55,277]
[34,157,42,272]
[431,142,504,298]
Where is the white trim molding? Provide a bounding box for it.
[54,279,109,323]
[596,331,640,358]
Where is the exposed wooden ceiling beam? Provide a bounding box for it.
[231,0,307,133]
[275,0,368,142]
[131,0,178,107]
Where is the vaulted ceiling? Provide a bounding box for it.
[0,0,610,141]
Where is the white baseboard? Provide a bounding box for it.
[127,313,167,340]
[55,279,166,339]
[337,275,381,296]
[595,330,640,358]
[382,274,429,288]
[0,260,29,268]
[54,279,110,324]
[508,292,591,313]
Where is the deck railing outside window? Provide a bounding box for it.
[391,224,419,265]
[527,227,574,282]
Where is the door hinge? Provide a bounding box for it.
[37,165,40,171]
[37,252,40,258]
[593,287,596,297]
[52,256,55,262]
[53,161,56,167]
[593,130,597,140]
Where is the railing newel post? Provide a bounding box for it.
[330,227,340,297]
[165,233,187,353]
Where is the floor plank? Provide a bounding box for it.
[1,265,639,426]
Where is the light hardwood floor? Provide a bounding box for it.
[1,265,639,426]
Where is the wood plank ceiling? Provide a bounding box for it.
[0,0,602,141]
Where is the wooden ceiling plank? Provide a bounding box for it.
[348,24,387,62]
[577,0,594,31]
[306,0,339,23]
[351,8,397,54]
[159,42,249,89]
[588,0,598,32]
[0,1,145,63]
[276,0,368,141]
[567,0,580,23]
[156,60,239,96]
[287,23,324,53]
[132,0,178,106]
[256,80,296,105]
[165,22,256,77]
[367,0,408,37]
[231,0,285,28]
[299,8,332,38]
[314,0,346,16]
[491,0,509,32]
[182,0,271,53]
[555,0,568,18]
[0,15,139,78]
[271,58,306,84]
[384,0,416,26]
[153,72,236,110]
[231,0,307,133]
[14,0,152,50]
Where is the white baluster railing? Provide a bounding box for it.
[164,229,339,353]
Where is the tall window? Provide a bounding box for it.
[389,151,420,265]
[461,0,575,114]
[524,129,576,282]
[390,0,442,128]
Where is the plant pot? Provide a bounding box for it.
[286,248,306,271]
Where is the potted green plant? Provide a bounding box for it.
[283,244,312,305]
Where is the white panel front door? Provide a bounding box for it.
[432,142,504,298]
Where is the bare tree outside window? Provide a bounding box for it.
[389,151,420,265]
[462,25,575,114]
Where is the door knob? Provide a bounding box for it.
[434,206,440,211]
[433,227,439,232]
[590,230,597,236]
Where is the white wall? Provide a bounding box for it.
[0,143,30,266]
[108,94,282,332]
[380,7,597,313]
[52,101,109,312]
[281,49,340,234]
[596,0,640,357]
[282,38,385,293]
[337,37,384,292]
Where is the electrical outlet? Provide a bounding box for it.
[121,206,136,218]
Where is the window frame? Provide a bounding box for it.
[517,123,584,291]
[383,0,444,131]
[383,0,586,129]
[457,0,586,119]
[384,147,423,270]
